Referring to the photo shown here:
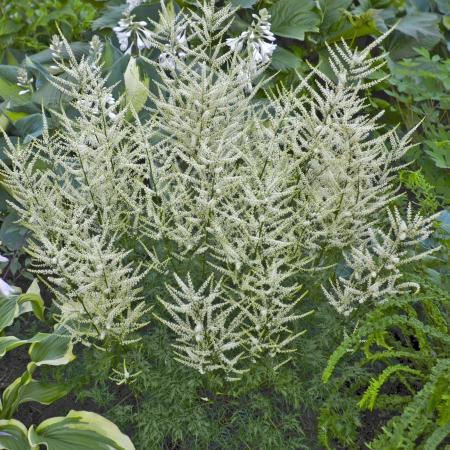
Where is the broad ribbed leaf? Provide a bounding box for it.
[17,381,70,407]
[230,0,257,7]
[317,0,352,34]
[397,12,442,41]
[269,0,320,41]
[28,411,135,450]
[1,372,32,419]
[0,295,19,333]
[17,280,44,321]
[0,337,24,359]
[271,47,302,71]
[0,419,34,450]
[0,333,47,359]
[28,333,75,367]
[91,5,127,30]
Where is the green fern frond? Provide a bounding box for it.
[369,358,450,449]
[322,334,361,383]
[358,365,423,411]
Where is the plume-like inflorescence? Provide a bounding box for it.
[0,1,438,376]
[322,205,439,316]
[1,35,150,346]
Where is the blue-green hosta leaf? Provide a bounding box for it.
[397,12,442,41]
[270,47,302,71]
[107,54,131,98]
[28,43,90,66]
[436,0,450,14]
[92,5,127,31]
[426,142,450,169]
[0,419,34,450]
[28,411,135,450]
[28,333,75,367]
[317,0,352,34]
[438,210,450,234]
[0,213,28,251]
[230,0,257,7]
[12,114,43,142]
[269,0,320,41]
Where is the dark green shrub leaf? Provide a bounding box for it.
[269,0,320,41]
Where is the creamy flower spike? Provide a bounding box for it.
[113,12,152,53]
[158,29,190,70]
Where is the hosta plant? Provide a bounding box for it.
[0,281,135,450]
[0,0,439,379]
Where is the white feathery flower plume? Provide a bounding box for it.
[0,1,437,377]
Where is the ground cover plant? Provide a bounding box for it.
[0,0,449,449]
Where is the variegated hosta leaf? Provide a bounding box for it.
[0,332,75,419]
[0,279,44,333]
[28,411,135,450]
[28,332,75,368]
[0,419,35,450]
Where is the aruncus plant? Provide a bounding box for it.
[0,1,437,378]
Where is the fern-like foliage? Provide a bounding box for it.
[321,281,450,449]
[0,0,438,376]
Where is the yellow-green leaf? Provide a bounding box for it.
[124,57,149,115]
[0,419,35,450]
[17,280,44,321]
[28,333,75,367]
[28,410,135,450]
